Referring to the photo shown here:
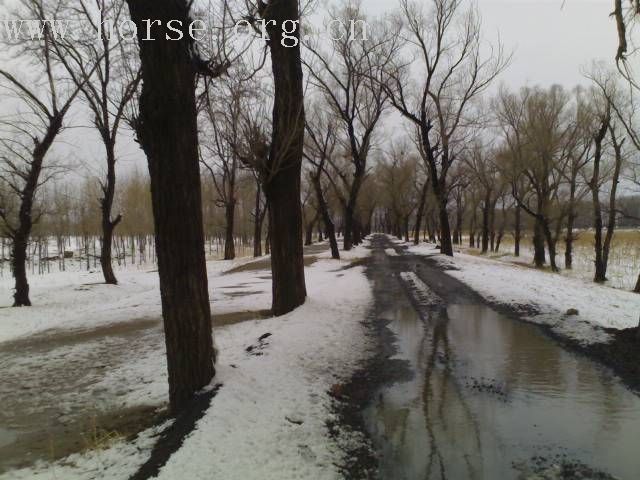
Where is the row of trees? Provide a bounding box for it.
[2,0,639,412]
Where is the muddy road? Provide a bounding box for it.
[356,235,640,480]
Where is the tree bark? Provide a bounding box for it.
[564,173,578,270]
[481,190,491,254]
[100,144,121,284]
[126,0,215,414]
[224,200,236,260]
[253,185,265,257]
[533,218,546,268]
[262,0,307,315]
[541,220,559,272]
[514,205,521,257]
[438,201,454,256]
[304,218,315,246]
[311,175,339,259]
[11,113,63,306]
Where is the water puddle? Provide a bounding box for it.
[365,301,640,479]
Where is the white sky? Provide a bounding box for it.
[1,0,629,178]
[361,0,622,88]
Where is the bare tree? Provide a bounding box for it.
[54,0,141,285]
[0,0,95,306]
[240,0,307,315]
[381,0,508,256]
[377,141,420,242]
[586,78,627,284]
[200,77,248,260]
[304,0,397,250]
[495,86,580,272]
[124,0,223,413]
[304,107,340,259]
[463,142,503,254]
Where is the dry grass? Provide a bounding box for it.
[464,228,640,290]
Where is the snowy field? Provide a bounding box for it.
[406,241,640,345]
[460,230,640,291]
[0,242,374,480]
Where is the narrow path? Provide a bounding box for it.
[352,235,640,480]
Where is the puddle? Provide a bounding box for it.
[213,310,272,327]
[365,301,640,479]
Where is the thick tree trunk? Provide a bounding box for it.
[634,273,640,293]
[224,201,236,260]
[263,1,307,315]
[265,218,271,255]
[126,0,215,414]
[304,219,315,246]
[343,170,365,251]
[564,178,577,270]
[439,202,454,256]
[253,185,265,257]
[481,193,490,254]
[11,233,30,306]
[12,113,62,306]
[541,220,558,272]
[593,192,605,283]
[533,218,546,268]
[514,205,521,257]
[100,219,119,284]
[343,204,356,251]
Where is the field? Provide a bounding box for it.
[461,229,640,291]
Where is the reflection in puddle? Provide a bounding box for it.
[365,302,640,479]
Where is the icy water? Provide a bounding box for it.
[364,302,640,479]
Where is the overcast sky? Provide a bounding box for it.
[3,0,627,178]
[362,0,622,88]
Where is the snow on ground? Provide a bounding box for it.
[406,241,640,344]
[0,256,257,344]
[155,259,373,480]
[384,248,398,257]
[1,245,374,480]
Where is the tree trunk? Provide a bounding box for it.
[439,201,454,256]
[404,216,410,243]
[541,219,558,272]
[481,193,490,254]
[311,175,339,259]
[413,181,429,245]
[601,130,623,282]
[265,218,271,255]
[253,184,265,257]
[514,205,521,257]
[533,218,546,268]
[593,190,605,283]
[304,219,315,246]
[262,1,307,315]
[11,233,30,306]
[126,0,215,414]
[224,201,236,260]
[99,143,121,285]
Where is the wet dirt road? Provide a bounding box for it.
[362,235,640,480]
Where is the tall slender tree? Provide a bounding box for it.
[55,0,141,285]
